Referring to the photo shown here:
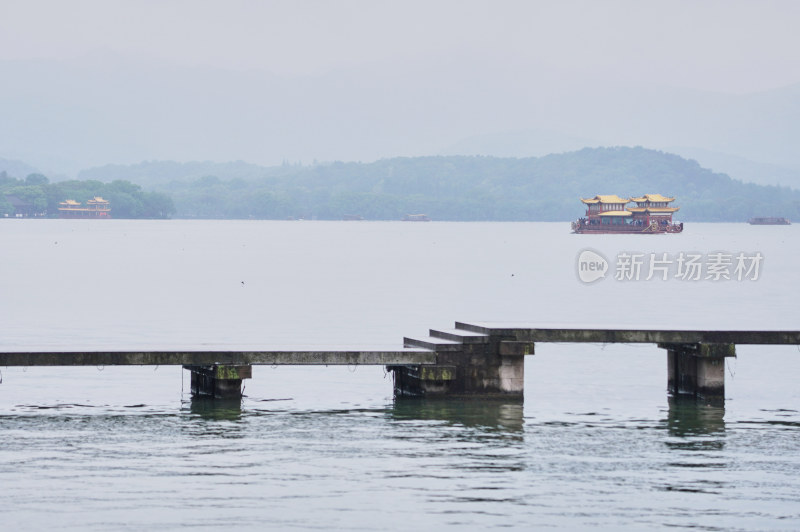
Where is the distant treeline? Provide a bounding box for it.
[0,172,175,218]
[6,147,800,221]
[145,147,800,222]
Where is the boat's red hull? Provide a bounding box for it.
[571,221,683,234]
[58,214,111,219]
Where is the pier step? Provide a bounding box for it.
[404,327,490,352]
[429,328,490,344]
[403,336,463,352]
[454,322,493,335]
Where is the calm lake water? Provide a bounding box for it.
[1,220,799,530]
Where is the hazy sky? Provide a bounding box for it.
[2,0,800,174]
[2,0,799,93]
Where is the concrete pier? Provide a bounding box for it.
[661,343,735,400]
[1,323,798,402]
[395,322,799,400]
[0,348,434,400]
[391,328,530,398]
[0,349,435,367]
[185,365,253,398]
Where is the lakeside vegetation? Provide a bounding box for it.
[148,147,799,222]
[4,147,799,221]
[0,173,175,218]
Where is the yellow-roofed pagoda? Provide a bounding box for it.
[571,194,682,233]
[58,197,112,219]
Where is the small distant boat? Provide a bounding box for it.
[403,214,430,222]
[571,194,683,234]
[748,217,790,225]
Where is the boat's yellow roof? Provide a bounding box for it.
[598,210,633,217]
[628,207,680,213]
[581,195,630,204]
[60,199,81,205]
[630,194,675,203]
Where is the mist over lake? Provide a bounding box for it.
[3,2,800,529]
[1,220,798,530]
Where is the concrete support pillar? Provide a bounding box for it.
[184,365,252,399]
[660,343,735,401]
[389,335,530,399]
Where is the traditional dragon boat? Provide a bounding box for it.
[571,194,683,234]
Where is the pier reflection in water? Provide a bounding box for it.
[665,396,726,445]
[185,396,244,422]
[656,398,730,500]
[3,374,799,531]
[390,399,525,434]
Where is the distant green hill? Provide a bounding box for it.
[0,158,41,179]
[77,160,278,187]
[122,147,797,222]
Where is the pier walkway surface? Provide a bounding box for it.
[2,322,799,400]
[0,347,434,367]
[452,322,800,345]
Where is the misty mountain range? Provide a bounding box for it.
[3,147,799,221]
[6,147,794,223]
[1,52,800,189]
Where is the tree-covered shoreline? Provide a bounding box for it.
[151,148,799,222]
[4,147,799,222]
[0,173,175,218]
